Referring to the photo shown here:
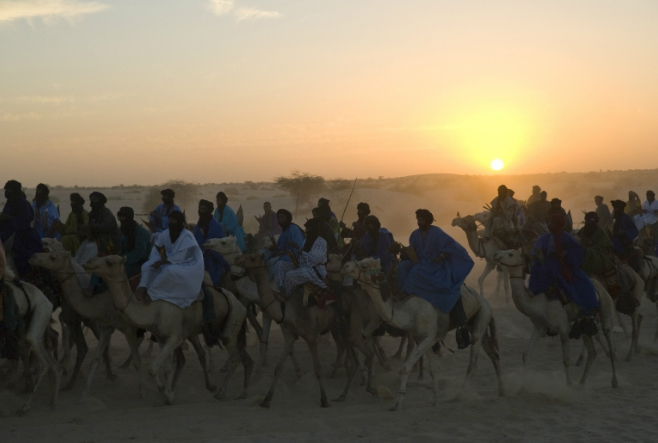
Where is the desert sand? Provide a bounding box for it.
[2,172,658,442]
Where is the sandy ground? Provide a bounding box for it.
[2,265,658,443]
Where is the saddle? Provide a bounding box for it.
[544,284,570,306]
[303,279,338,309]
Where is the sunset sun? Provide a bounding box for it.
[490,159,504,171]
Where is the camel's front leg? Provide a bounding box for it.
[18,341,59,416]
[149,336,183,404]
[522,326,544,365]
[602,327,618,388]
[478,261,496,298]
[578,335,597,386]
[305,336,330,408]
[260,327,295,408]
[391,335,406,360]
[259,313,272,369]
[80,326,114,402]
[187,335,217,392]
[654,302,658,343]
[481,324,504,396]
[121,328,145,398]
[61,320,88,391]
[560,334,573,386]
[425,350,440,406]
[625,311,640,362]
[391,335,435,412]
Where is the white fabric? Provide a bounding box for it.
[71,260,92,290]
[138,229,205,309]
[274,237,327,297]
[74,240,98,265]
[642,199,658,226]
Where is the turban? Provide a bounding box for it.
[415,209,434,223]
[4,180,21,191]
[610,200,627,210]
[364,215,381,230]
[161,189,175,197]
[584,212,599,225]
[89,191,107,205]
[36,183,50,196]
[276,209,293,223]
[117,207,135,220]
[70,193,85,205]
[199,199,214,212]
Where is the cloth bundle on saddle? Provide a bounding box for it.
[303,279,339,309]
[0,279,27,360]
[602,264,639,316]
[200,283,226,348]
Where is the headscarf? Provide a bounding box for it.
[118,207,137,250]
[199,199,214,212]
[364,215,381,231]
[70,193,85,205]
[117,207,135,221]
[36,183,50,197]
[415,209,434,223]
[89,191,107,205]
[303,218,322,252]
[160,189,175,197]
[3,180,21,191]
[216,191,228,202]
[276,209,293,227]
[581,211,599,237]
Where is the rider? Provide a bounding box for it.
[485,185,520,246]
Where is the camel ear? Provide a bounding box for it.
[457,211,461,218]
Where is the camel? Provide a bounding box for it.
[493,249,618,387]
[341,258,504,411]
[1,268,61,415]
[235,253,359,408]
[82,255,253,405]
[203,237,303,376]
[634,252,658,342]
[29,251,146,400]
[451,214,509,301]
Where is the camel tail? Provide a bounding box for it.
[488,316,499,353]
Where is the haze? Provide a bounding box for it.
[2,0,658,187]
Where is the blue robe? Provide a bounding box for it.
[612,213,638,256]
[529,231,599,310]
[359,228,395,273]
[151,203,181,233]
[397,226,474,313]
[276,223,305,263]
[214,205,246,251]
[194,218,229,286]
[1,198,43,276]
[32,199,61,240]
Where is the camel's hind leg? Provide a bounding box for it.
[616,310,630,340]
[522,326,545,365]
[307,336,331,408]
[654,302,658,343]
[578,335,597,386]
[260,327,295,408]
[121,328,145,398]
[188,335,216,392]
[478,261,496,298]
[391,335,435,412]
[603,328,618,388]
[425,350,440,406]
[149,336,183,405]
[560,334,573,386]
[18,340,60,416]
[391,334,406,360]
[80,326,114,402]
[60,319,88,391]
[481,321,504,396]
[625,312,640,362]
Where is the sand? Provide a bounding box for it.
[2,174,658,442]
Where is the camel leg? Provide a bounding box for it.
[307,336,330,408]
[260,328,295,408]
[391,336,435,412]
[188,335,217,392]
[560,335,573,386]
[80,326,114,403]
[373,337,389,369]
[522,326,544,365]
[654,303,658,343]
[391,335,406,360]
[616,310,630,340]
[603,328,618,388]
[161,352,177,405]
[481,328,505,396]
[149,336,183,404]
[289,344,303,380]
[425,350,439,406]
[625,312,640,362]
[170,347,186,391]
[58,310,71,370]
[478,261,496,298]
[61,320,88,392]
[18,340,60,416]
[258,313,272,369]
[330,325,346,378]
[121,328,145,398]
[575,343,586,367]
[119,334,144,370]
[334,330,362,402]
[503,269,510,303]
[578,335,597,386]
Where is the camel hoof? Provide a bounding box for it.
[612,378,619,389]
[259,401,270,409]
[235,391,248,400]
[60,381,75,392]
[214,388,225,400]
[332,395,346,403]
[106,374,119,382]
[163,391,175,405]
[389,403,400,412]
[206,384,218,393]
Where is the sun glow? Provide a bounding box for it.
[490,159,504,171]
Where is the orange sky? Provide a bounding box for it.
[1,0,658,186]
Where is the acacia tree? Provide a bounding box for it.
[274,171,326,217]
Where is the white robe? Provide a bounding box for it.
[138,229,205,308]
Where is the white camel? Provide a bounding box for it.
[341,258,504,411]
[451,214,509,301]
[634,251,658,342]
[493,249,618,387]
[236,253,359,408]
[1,268,61,415]
[82,255,253,405]
[29,251,146,401]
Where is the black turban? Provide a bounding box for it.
[584,212,599,225]
[169,210,186,224]
[161,188,175,197]
[199,199,214,211]
[276,209,293,223]
[318,197,330,205]
[117,207,135,220]
[357,202,370,213]
[216,191,228,202]
[36,183,50,196]
[70,193,85,205]
[364,215,381,230]
[415,209,434,223]
[550,198,562,205]
[89,191,107,205]
[611,200,627,210]
[4,180,22,191]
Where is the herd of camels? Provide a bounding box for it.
[2,209,657,416]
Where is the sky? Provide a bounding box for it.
[1,0,658,187]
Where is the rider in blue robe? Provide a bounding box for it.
[194,200,229,286]
[1,180,43,277]
[397,209,474,314]
[214,192,246,251]
[610,199,641,272]
[357,215,395,273]
[150,189,181,233]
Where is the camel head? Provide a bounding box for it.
[492,249,524,268]
[340,257,382,279]
[473,211,492,225]
[29,250,71,271]
[203,236,239,255]
[234,253,265,269]
[326,253,344,273]
[42,238,65,253]
[83,255,127,277]
[451,214,476,231]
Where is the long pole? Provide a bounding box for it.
[339,177,358,223]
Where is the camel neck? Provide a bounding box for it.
[53,261,104,318]
[104,271,148,326]
[252,267,284,323]
[358,276,396,324]
[506,264,538,316]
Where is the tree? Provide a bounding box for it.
[274,171,326,217]
[141,179,201,217]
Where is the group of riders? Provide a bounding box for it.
[1,179,657,357]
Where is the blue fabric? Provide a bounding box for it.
[194,218,230,286]
[214,205,246,251]
[359,228,395,272]
[276,224,305,263]
[612,213,638,255]
[528,231,599,310]
[120,225,152,278]
[150,203,181,233]
[397,226,474,313]
[1,198,43,276]
[32,200,61,240]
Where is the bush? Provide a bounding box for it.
[141,179,201,214]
